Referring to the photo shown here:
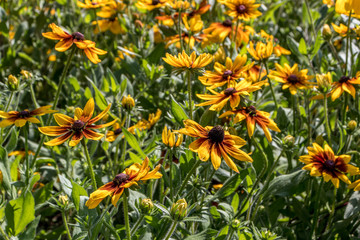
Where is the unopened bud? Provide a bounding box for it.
[316,72,332,92]
[231,219,241,229]
[20,70,32,79]
[59,195,69,205]
[140,198,154,214]
[171,198,187,221]
[121,95,135,111]
[348,120,357,132]
[322,24,332,38]
[7,74,19,91]
[283,135,295,148]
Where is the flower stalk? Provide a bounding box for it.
[81,139,97,190]
[324,94,332,145]
[62,210,72,240]
[187,72,193,120]
[123,192,131,240]
[176,159,201,197]
[164,221,178,240]
[265,62,279,111]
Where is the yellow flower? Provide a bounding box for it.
[268,63,313,95]
[330,75,360,101]
[259,30,291,57]
[247,40,274,61]
[121,95,135,111]
[165,33,203,50]
[77,0,113,9]
[42,23,107,64]
[178,120,252,172]
[316,72,333,92]
[183,14,203,33]
[85,157,162,209]
[335,0,360,18]
[323,0,334,7]
[106,121,124,142]
[97,1,126,18]
[242,65,267,83]
[198,55,253,89]
[147,109,162,128]
[163,51,213,71]
[171,198,188,220]
[196,80,264,111]
[162,126,183,147]
[219,106,280,142]
[135,0,169,11]
[92,18,125,34]
[20,70,32,79]
[168,0,190,10]
[222,0,262,21]
[0,106,56,128]
[331,23,349,37]
[8,150,35,158]
[299,143,359,188]
[7,74,19,91]
[39,98,116,146]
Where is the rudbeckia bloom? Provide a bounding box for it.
[135,0,169,11]
[247,40,274,62]
[330,75,360,101]
[178,120,252,172]
[85,157,162,209]
[222,0,261,21]
[198,55,253,89]
[220,106,280,142]
[259,30,291,57]
[163,51,213,72]
[106,121,124,142]
[335,0,360,18]
[348,179,360,191]
[162,126,183,147]
[196,80,264,111]
[242,65,267,83]
[39,98,116,146]
[268,63,313,95]
[331,23,349,37]
[97,1,126,18]
[0,106,56,128]
[77,0,112,9]
[299,143,359,188]
[92,18,125,34]
[42,23,107,64]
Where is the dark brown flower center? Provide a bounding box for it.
[18,110,30,118]
[222,70,233,79]
[324,159,335,170]
[223,20,232,27]
[208,126,225,143]
[72,32,85,41]
[152,0,160,5]
[236,4,247,14]
[224,87,237,96]
[114,128,123,135]
[91,2,98,5]
[287,74,299,84]
[113,173,129,186]
[72,120,85,131]
[339,76,350,83]
[246,106,257,116]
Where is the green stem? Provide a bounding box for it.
[187,72,193,120]
[0,225,10,240]
[1,91,15,143]
[292,95,296,135]
[24,123,30,185]
[119,113,131,172]
[178,9,183,53]
[304,0,316,42]
[176,159,201,197]
[164,221,178,240]
[131,214,144,236]
[306,94,312,145]
[81,139,97,190]
[123,193,131,240]
[169,148,174,200]
[265,62,279,111]
[31,47,76,167]
[345,13,352,76]
[324,94,332,145]
[29,83,44,126]
[325,188,337,232]
[103,221,121,240]
[327,39,344,74]
[62,211,72,240]
[342,94,348,124]
[311,178,324,238]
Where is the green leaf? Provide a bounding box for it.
[231,193,240,214]
[299,38,307,55]
[311,33,324,60]
[5,191,35,236]
[71,180,88,212]
[122,128,146,158]
[170,95,188,125]
[199,107,216,127]
[17,216,40,240]
[213,173,242,199]
[107,68,118,93]
[69,77,80,92]
[5,128,18,152]
[0,146,12,192]
[87,78,108,110]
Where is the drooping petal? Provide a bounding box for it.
[44,131,73,146]
[83,129,104,140]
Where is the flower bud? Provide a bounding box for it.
[20,70,32,79]
[121,95,135,111]
[316,72,332,93]
[171,198,187,221]
[231,219,241,229]
[7,74,19,91]
[348,120,357,132]
[283,135,295,148]
[59,194,69,205]
[322,24,332,38]
[140,198,154,214]
[162,126,183,148]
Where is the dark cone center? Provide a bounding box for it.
[72,32,85,41]
[224,87,237,96]
[246,106,257,116]
[18,110,30,118]
[287,74,299,84]
[208,126,225,143]
[324,159,336,170]
[72,120,85,131]
[339,76,351,83]
[114,128,123,135]
[152,0,160,5]
[222,70,233,79]
[113,173,129,186]
[223,20,232,27]
[236,4,247,14]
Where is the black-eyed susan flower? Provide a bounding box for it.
[335,0,360,18]
[39,98,116,146]
[220,106,280,142]
[85,157,162,209]
[323,0,334,7]
[349,179,360,191]
[121,95,135,111]
[97,1,126,18]
[221,0,261,21]
[330,74,360,101]
[42,23,107,64]
[106,121,124,142]
[163,51,212,73]
[77,0,113,9]
[147,109,162,128]
[135,0,169,11]
[178,120,252,172]
[299,143,359,188]
[162,126,183,147]
[198,55,253,89]
[242,65,267,83]
[259,30,291,57]
[0,106,56,128]
[268,63,313,95]
[92,18,125,34]
[196,80,264,111]
[8,150,35,158]
[247,40,274,62]
[165,33,203,50]
[331,23,349,37]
